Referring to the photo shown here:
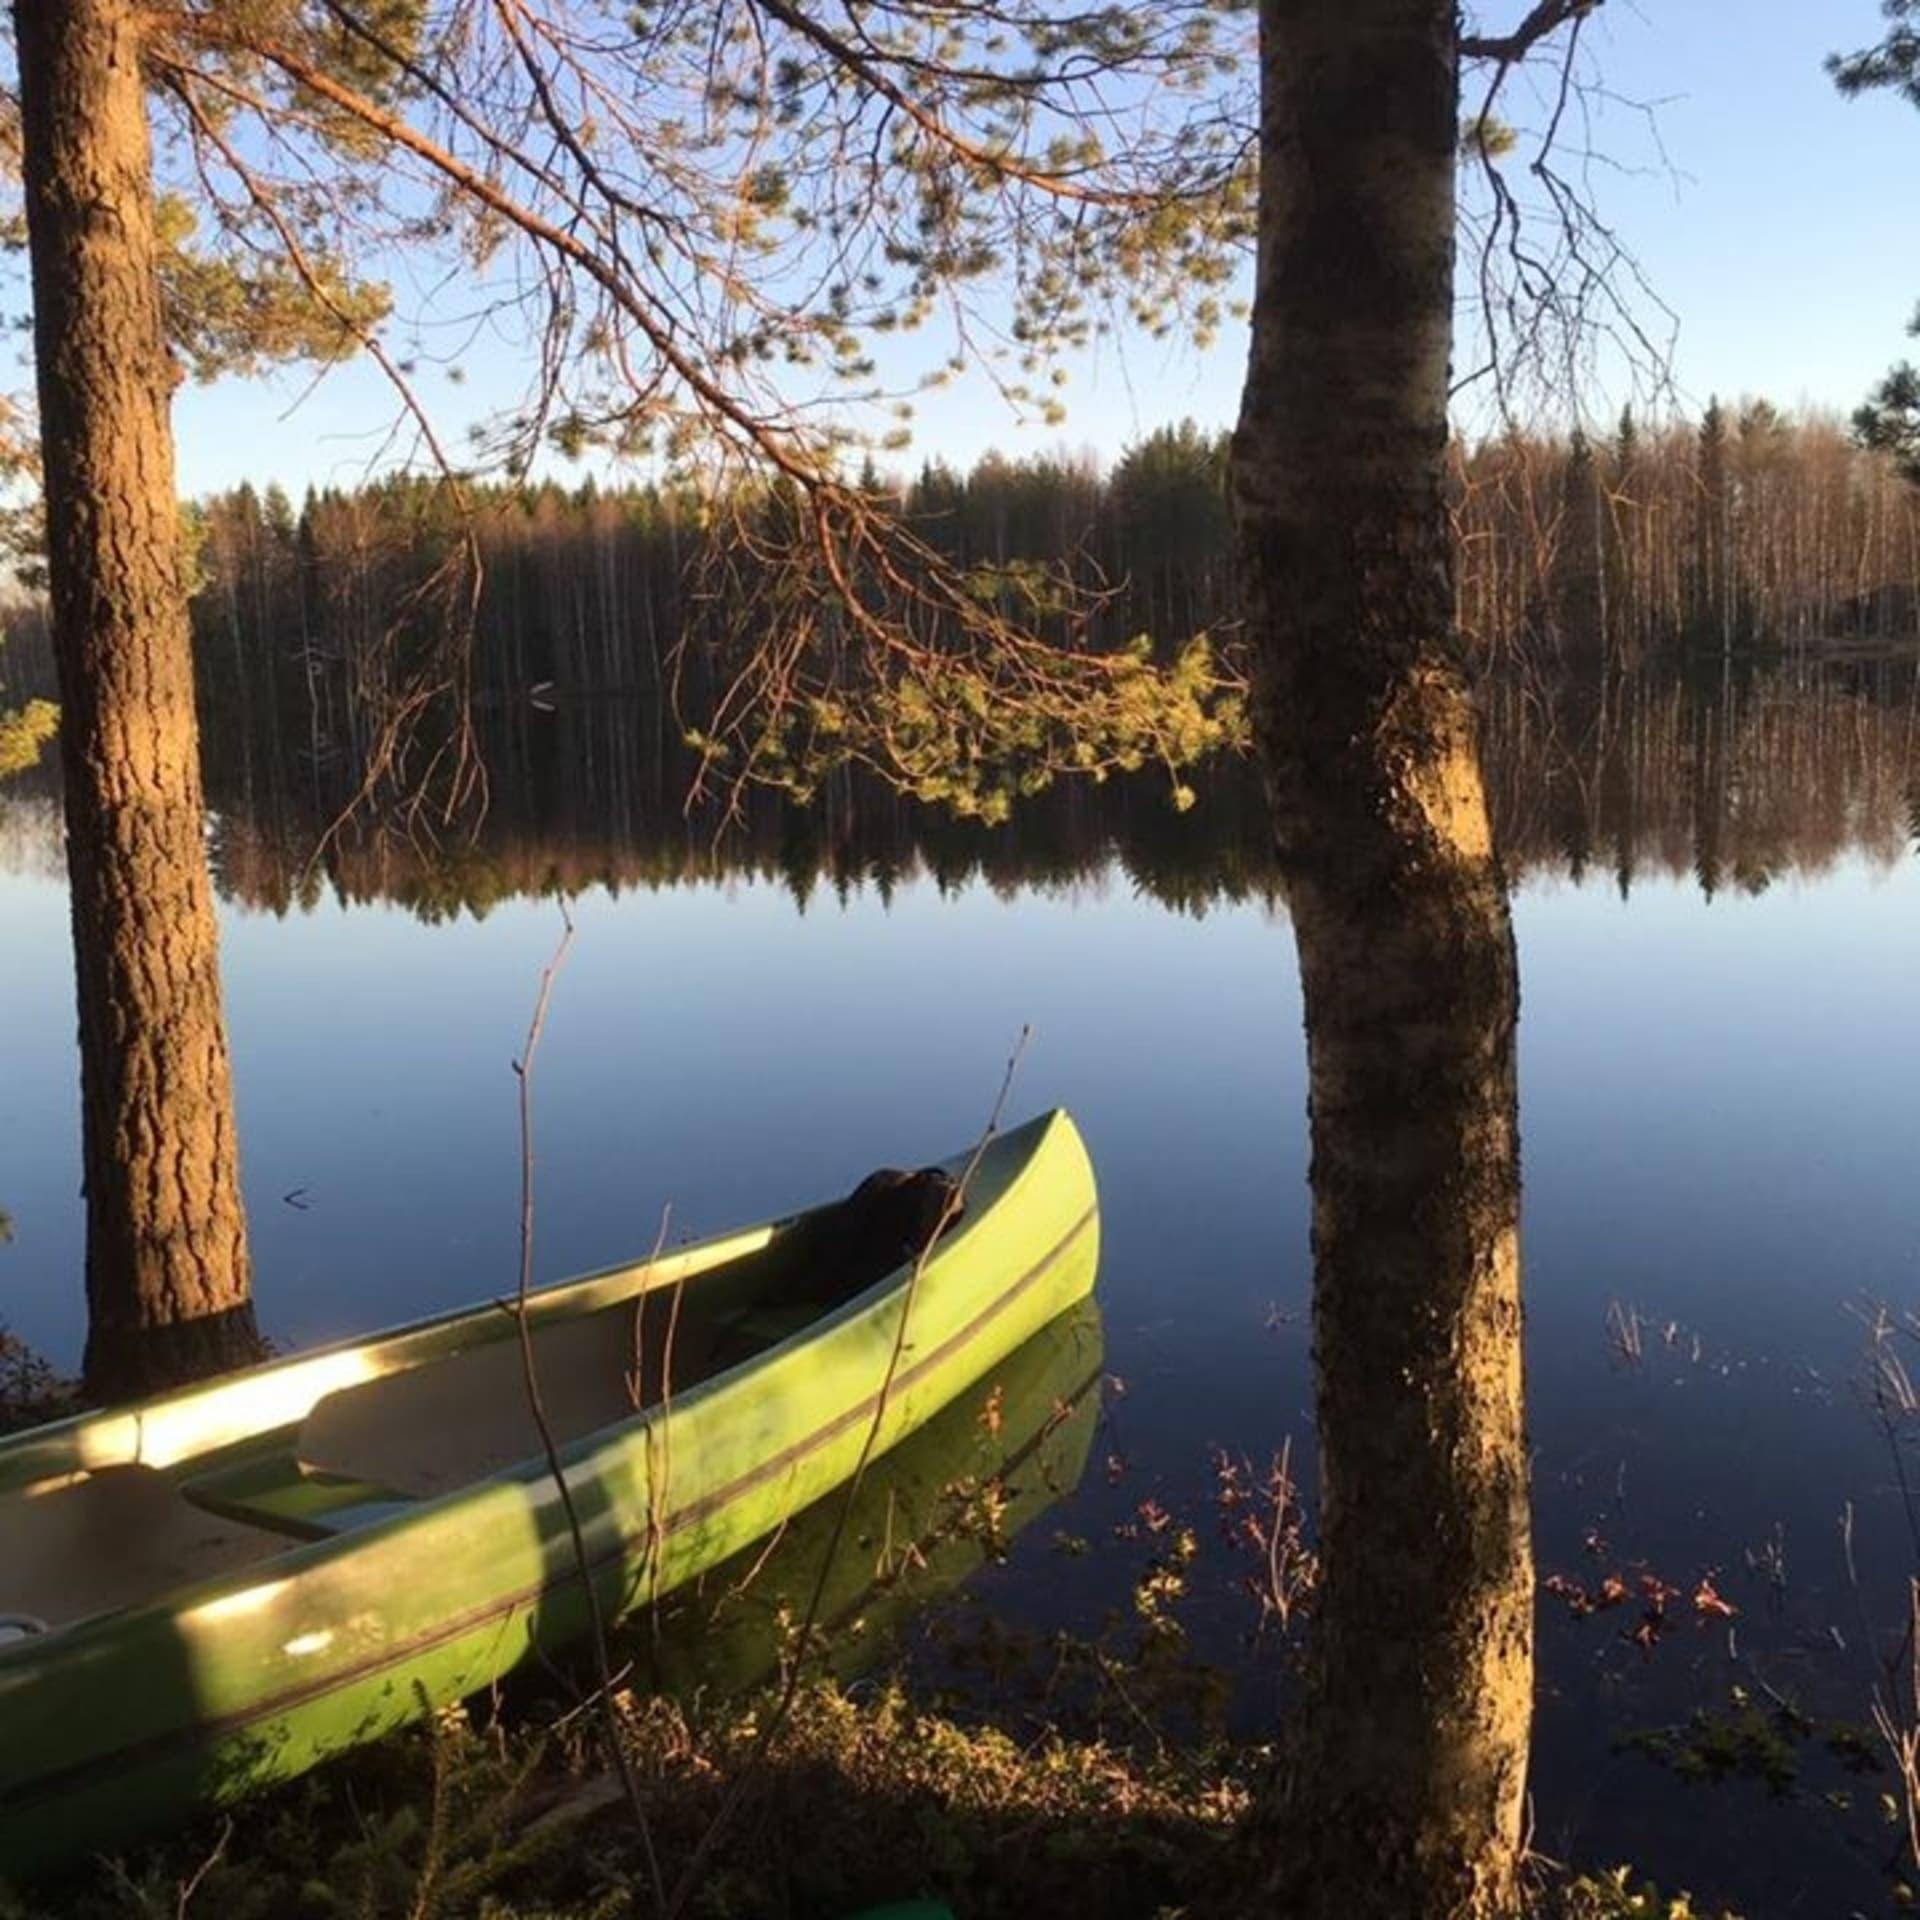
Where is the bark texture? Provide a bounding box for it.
[17,0,262,1401]
[1229,2,1532,1915]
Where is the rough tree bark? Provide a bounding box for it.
[1229,2,1532,1915]
[16,0,263,1401]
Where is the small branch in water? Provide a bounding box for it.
[1875,1579,1920,1886]
[172,1814,233,1917]
[1213,1437,1318,1640]
[1603,1297,1644,1368]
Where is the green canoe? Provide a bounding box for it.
[0,1109,1099,1881]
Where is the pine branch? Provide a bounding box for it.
[1460,0,1604,66]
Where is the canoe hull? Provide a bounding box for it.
[0,1111,1098,1881]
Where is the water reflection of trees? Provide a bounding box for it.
[1483,654,1920,899]
[3,654,1914,915]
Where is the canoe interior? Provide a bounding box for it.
[0,1180,959,1640]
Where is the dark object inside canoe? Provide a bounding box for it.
[705,1166,964,1371]
[784,1166,965,1292]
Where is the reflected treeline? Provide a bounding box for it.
[198,704,1290,922]
[5,650,1906,916]
[1482,652,1920,899]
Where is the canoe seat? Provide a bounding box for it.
[0,1466,289,1633]
[181,1449,415,1540]
[296,1299,719,1500]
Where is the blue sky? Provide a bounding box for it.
[161,1,1920,498]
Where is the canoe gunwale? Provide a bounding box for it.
[0,1114,1064,1502]
[0,1222,779,1498]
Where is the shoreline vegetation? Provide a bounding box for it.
[0,1680,1746,1919]
[0,1323,1741,1920]
[0,1333,1738,1920]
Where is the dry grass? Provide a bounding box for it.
[0,1679,1250,1920]
[0,1322,75,1437]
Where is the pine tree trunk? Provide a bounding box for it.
[16,0,263,1401]
[1230,2,1532,1915]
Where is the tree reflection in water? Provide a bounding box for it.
[5,654,1890,917]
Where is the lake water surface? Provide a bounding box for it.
[4,655,1919,1910]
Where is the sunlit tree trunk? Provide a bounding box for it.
[1230,2,1532,1915]
[17,0,262,1400]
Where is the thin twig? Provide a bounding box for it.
[1876,1578,1920,1882]
[174,1817,233,1918]
[510,901,665,1916]
[664,1026,1032,1917]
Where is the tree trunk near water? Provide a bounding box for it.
[1230,3,1532,1915]
[17,0,263,1401]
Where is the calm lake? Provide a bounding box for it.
[4,651,1919,1911]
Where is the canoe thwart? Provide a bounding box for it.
[179,1453,414,1541]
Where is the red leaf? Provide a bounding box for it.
[1693,1576,1738,1620]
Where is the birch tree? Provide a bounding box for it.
[1233,3,1633,1913]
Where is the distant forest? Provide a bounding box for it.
[3,404,1917,898]
[6,401,1920,739]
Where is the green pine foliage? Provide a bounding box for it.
[1830,0,1920,106]
[155,196,390,384]
[1853,362,1920,484]
[0,699,56,781]
[0,7,414,394]
[1832,6,1920,478]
